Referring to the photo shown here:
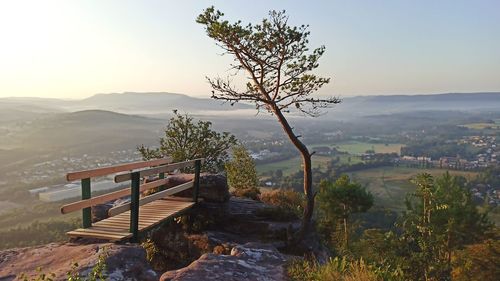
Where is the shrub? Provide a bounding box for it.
[259,189,304,220]
[232,187,261,200]
[226,145,259,190]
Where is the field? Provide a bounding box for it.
[257,155,333,175]
[460,119,500,130]
[335,142,403,155]
[256,154,363,176]
[348,167,479,211]
[310,141,403,155]
[256,141,402,175]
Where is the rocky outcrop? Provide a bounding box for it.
[0,242,157,281]
[160,242,291,281]
[143,197,299,273]
[1,170,325,281]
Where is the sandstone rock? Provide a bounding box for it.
[91,202,114,222]
[0,242,157,281]
[160,242,291,281]
[171,174,230,203]
[144,219,216,272]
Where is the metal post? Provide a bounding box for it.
[193,160,201,203]
[159,171,165,190]
[81,178,92,228]
[130,171,140,242]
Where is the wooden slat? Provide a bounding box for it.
[108,181,194,216]
[114,158,205,183]
[93,221,128,227]
[67,230,130,241]
[70,227,130,235]
[88,226,130,233]
[66,157,173,181]
[66,198,194,241]
[60,178,170,214]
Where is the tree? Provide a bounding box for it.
[317,175,374,249]
[398,173,492,280]
[197,6,340,241]
[138,111,237,173]
[225,145,260,198]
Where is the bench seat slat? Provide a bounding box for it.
[66,198,194,241]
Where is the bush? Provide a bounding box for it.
[232,187,261,200]
[226,145,259,190]
[259,189,304,219]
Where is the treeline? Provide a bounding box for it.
[0,219,80,250]
[401,140,483,160]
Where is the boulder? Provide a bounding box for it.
[169,174,230,203]
[91,202,114,222]
[0,242,157,281]
[160,242,291,281]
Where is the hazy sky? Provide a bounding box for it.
[1,0,499,99]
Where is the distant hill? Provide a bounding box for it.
[0,92,254,118]
[328,92,500,118]
[64,92,252,114]
[1,92,498,119]
[0,110,165,155]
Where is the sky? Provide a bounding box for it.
[0,0,499,99]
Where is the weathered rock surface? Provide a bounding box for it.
[143,196,301,274]
[160,242,291,281]
[171,173,230,203]
[0,242,157,281]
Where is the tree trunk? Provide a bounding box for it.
[343,204,348,249]
[271,106,314,243]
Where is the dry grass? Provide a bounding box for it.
[287,257,387,281]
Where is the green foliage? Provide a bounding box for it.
[317,175,374,249]
[226,145,259,190]
[19,268,56,281]
[66,247,108,281]
[260,189,305,220]
[197,5,339,240]
[196,7,337,117]
[287,257,403,281]
[142,239,158,263]
[352,229,403,267]
[396,172,492,280]
[138,111,237,173]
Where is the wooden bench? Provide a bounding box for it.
[60,157,204,242]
